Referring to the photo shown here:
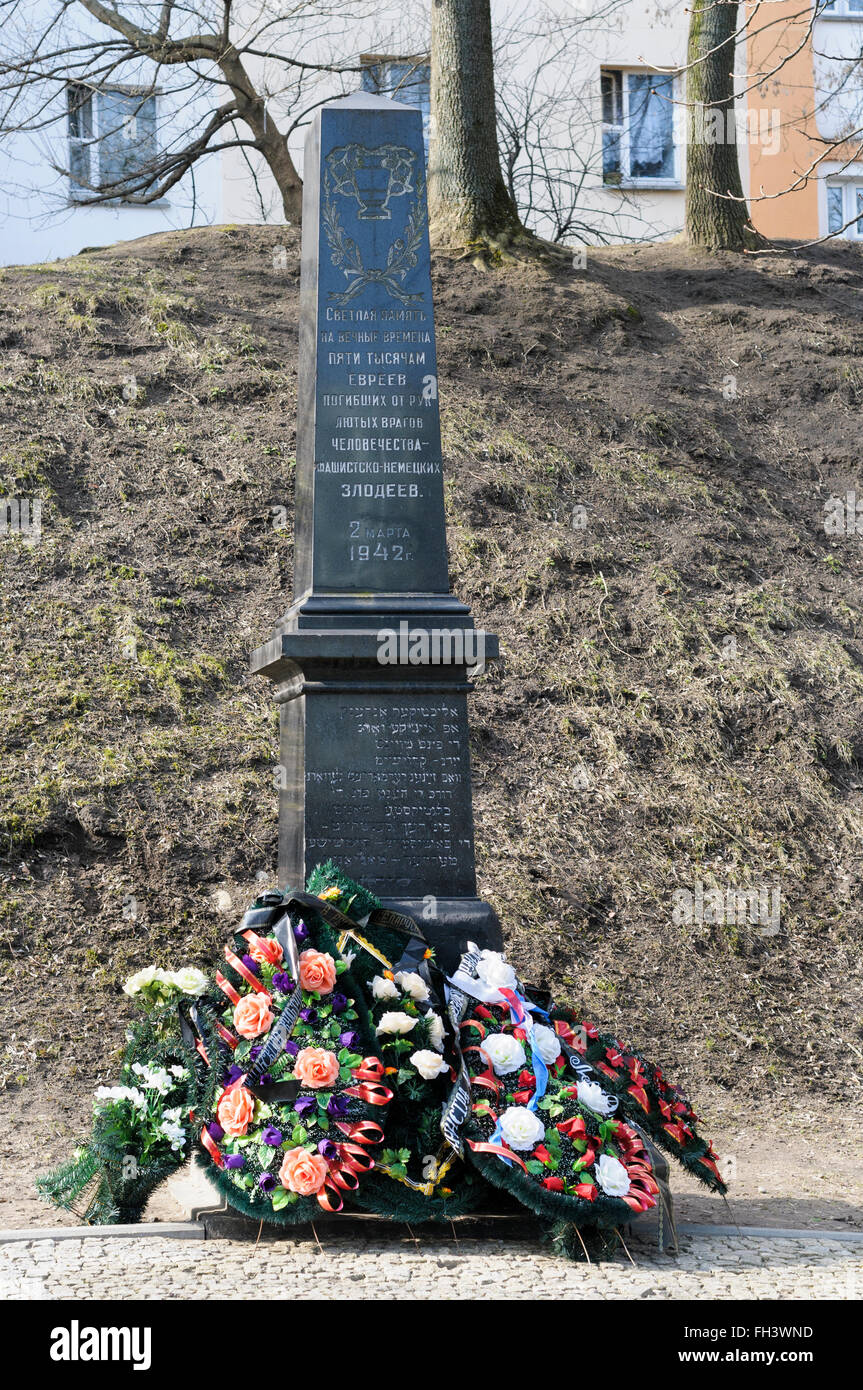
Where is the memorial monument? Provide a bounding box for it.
[250,92,501,966]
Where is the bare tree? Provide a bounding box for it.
[684,0,752,249]
[428,0,561,262]
[0,1,378,224]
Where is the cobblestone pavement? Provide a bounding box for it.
[1,1230,860,1299]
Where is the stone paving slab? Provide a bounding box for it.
[0,1231,859,1300]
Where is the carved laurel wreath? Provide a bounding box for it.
[322,166,426,308]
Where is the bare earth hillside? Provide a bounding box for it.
[1,226,861,1231]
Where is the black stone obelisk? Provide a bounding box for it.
[251,92,500,966]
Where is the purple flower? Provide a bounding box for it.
[207,1121,225,1142]
[262,1126,283,1146]
[258,1173,277,1192]
[284,1039,299,1057]
[293,920,310,943]
[258,1072,273,1087]
[317,1139,339,1161]
[326,1094,349,1119]
[338,1030,359,1049]
[330,993,349,1016]
[299,1006,319,1026]
[226,1064,243,1085]
[249,1045,263,1062]
[224,1154,245,1169]
[241,954,260,975]
[273,973,295,995]
[294,1096,316,1117]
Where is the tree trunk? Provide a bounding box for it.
[685,0,752,250]
[428,0,523,252]
[220,53,303,224]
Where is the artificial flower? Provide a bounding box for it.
[233,993,274,1039]
[272,973,295,995]
[170,967,209,997]
[326,1094,349,1119]
[531,1024,562,1066]
[330,992,349,1015]
[293,1047,340,1089]
[261,1126,283,1146]
[595,1154,631,1197]
[394,970,430,1002]
[279,1146,329,1196]
[371,975,399,1001]
[376,1011,418,1036]
[576,1079,614,1117]
[216,1086,255,1137]
[294,1096,316,1118]
[223,1154,245,1169]
[258,1173,277,1192]
[481,1032,526,1076]
[247,935,283,966]
[475,950,518,995]
[542,1175,565,1192]
[122,966,173,998]
[410,1049,448,1081]
[298,949,337,995]
[497,1106,546,1151]
[426,1012,446,1052]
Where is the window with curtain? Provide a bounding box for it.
[601,70,678,185]
[66,83,158,201]
[360,57,430,155]
[826,180,863,237]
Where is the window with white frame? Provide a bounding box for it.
[827,180,863,237]
[66,83,158,201]
[601,69,680,186]
[360,56,430,154]
[819,0,863,15]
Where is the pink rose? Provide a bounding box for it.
[216,1085,255,1136]
[298,949,337,996]
[293,1047,340,1089]
[279,1146,329,1196]
[233,993,274,1039]
[247,935,283,966]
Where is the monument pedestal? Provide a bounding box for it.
[251,624,501,969]
[251,92,501,965]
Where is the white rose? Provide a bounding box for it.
[531,1024,562,1066]
[122,965,164,997]
[481,1032,526,1076]
[371,975,399,1001]
[596,1154,631,1197]
[376,1011,418,1036]
[475,950,518,994]
[170,967,209,997]
[576,1079,614,1116]
[410,1049,448,1081]
[426,1012,446,1053]
[394,970,430,1002]
[497,1105,546,1151]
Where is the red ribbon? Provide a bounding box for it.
[224,946,272,1000]
[215,1021,239,1050]
[335,1119,385,1147]
[215,970,240,1006]
[200,1126,224,1168]
[344,1057,392,1107]
[466,1138,528,1173]
[460,1018,486,1039]
[463,1045,502,1094]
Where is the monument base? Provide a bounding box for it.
[378,896,501,972]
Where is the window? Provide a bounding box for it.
[66,83,158,201]
[819,0,863,15]
[826,180,863,237]
[360,56,430,153]
[601,69,679,186]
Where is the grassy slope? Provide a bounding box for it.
[1,226,862,1178]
